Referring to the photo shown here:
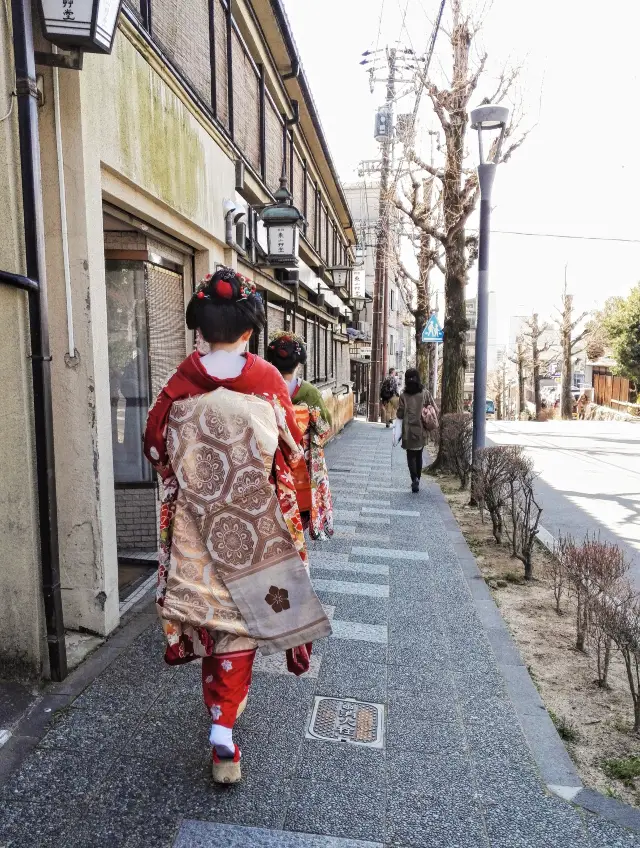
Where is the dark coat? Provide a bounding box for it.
[397,390,427,450]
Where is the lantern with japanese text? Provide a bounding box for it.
[37,0,124,54]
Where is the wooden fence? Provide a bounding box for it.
[593,370,630,408]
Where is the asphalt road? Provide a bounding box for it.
[487,420,640,583]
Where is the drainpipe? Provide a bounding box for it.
[51,45,76,362]
[10,0,67,681]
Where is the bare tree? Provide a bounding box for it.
[395,0,528,429]
[598,586,640,732]
[472,445,526,544]
[440,412,473,488]
[559,534,629,668]
[393,170,443,386]
[546,550,566,616]
[487,368,505,420]
[522,313,553,418]
[504,454,542,580]
[554,271,589,420]
[508,335,528,417]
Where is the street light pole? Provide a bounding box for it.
[471,162,496,457]
[469,104,509,469]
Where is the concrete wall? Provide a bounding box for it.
[37,65,120,635]
[0,15,46,676]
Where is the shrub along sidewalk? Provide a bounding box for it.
[440,431,640,812]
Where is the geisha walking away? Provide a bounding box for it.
[144,268,331,783]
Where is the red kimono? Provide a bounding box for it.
[144,351,309,669]
[144,351,302,478]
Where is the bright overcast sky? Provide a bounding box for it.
[282,0,640,346]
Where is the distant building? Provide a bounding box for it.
[343,181,414,407]
[464,292,497,401]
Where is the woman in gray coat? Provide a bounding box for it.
[396,368,436,493]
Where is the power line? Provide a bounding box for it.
[374,0,386,55]
[390,0,446,190]
[490,230,640,244]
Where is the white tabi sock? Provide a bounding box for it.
[209,724,235,758]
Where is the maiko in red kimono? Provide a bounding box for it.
[144,351,309,668]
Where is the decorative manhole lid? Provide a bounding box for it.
[306,697,384,748]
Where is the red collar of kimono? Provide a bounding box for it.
[181,350,257,390]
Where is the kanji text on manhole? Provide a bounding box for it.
[306,697,384,748]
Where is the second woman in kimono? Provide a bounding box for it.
[144,268,331,784]
[266,330,334,540]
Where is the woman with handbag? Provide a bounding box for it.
[395,368,439,493]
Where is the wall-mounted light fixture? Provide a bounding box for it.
[37,0,124,55]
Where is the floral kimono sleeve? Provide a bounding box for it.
[267,396,308,566]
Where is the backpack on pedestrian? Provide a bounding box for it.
[421,403,438,432]
[380,376,396,403]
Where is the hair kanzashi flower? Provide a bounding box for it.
[237,278,257,301]
[195,268,257,302]
[268,329,304,360]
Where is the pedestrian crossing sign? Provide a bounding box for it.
[421,314,444,343]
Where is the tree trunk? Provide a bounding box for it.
[440,231,467,415]
[561,324,573,419]
[518,365,525,415]
[414,242,431,387]
[532,338,542,419]
[598,637,611,689]
[524,556,533,581]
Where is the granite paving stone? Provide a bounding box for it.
[311,578,389,598]
[386,787,490,848]
[173,821,384,847]
[329,619,388,643]
[321,636,387,666]
[350,546,429,561]
[295,739,385,783]
[316,659,386,702]
[285,779,386,843]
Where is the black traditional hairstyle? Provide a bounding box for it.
[266,330,307,374]
[185,267,265,344]
[404,367,423,395]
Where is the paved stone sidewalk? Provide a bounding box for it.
[2,420,640,847]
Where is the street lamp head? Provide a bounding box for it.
[470,104,510,130]
[470,103,510,165]
[352,295,367,312]
[258,174,304,266]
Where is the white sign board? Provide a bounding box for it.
[352,268,365,299]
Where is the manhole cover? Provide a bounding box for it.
[306,697,384,748]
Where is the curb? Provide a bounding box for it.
[430,482,640,834]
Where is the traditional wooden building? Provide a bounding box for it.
[0,0,355,678]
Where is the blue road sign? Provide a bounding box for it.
[421,314,444,343]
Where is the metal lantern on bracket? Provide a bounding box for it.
[259,176,304,267]
[37,0,124,54]
[330,268,350,290]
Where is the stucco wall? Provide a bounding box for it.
[0,19,46,676]
[86,30,236,243]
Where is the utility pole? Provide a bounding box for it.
[368,48,397,422]
[432,290,440,399]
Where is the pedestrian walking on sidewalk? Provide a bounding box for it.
[143,268,331,785]
[395,368,438,493]
[266,330,334,540]
[380,367,400,427]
